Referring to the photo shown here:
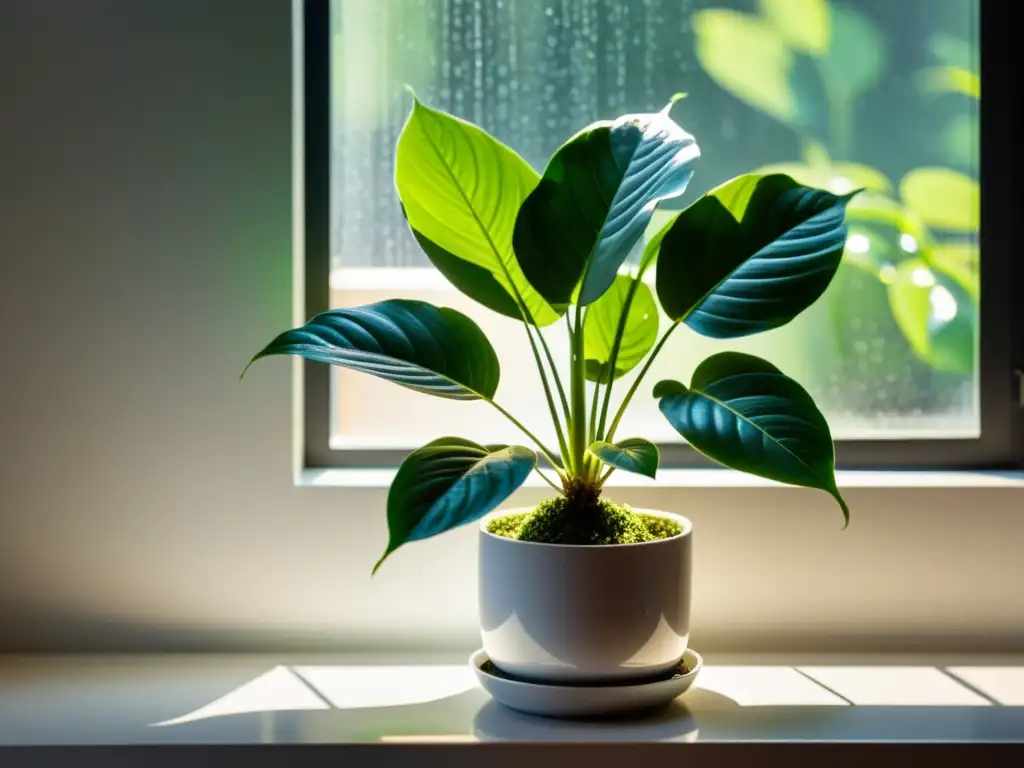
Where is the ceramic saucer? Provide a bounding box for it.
[470,648,702,719]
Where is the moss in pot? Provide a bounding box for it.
[245,92,852,683]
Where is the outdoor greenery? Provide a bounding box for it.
[247,92,856,570]
[692,0,979,402]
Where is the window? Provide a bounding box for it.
[302,0,1020,470]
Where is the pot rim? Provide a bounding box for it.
[479,506,692,549]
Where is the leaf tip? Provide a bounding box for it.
[833,490,851,530]
[403,83,419,102]
[239,355,260,382]
[841,187,867,204]
[662,92,688,115]
[653,379,687,399]
[371,550,391,577]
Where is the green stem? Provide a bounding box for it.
[569,302,588,477]
[588,374,602,444]
[534,467,563,493]
[596,274,643,441]
[606,319,681,442]
[489,400,566,478]
[536,320,572,425]
[519,319,571,465]
[598,466,615,486]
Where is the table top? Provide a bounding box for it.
[1,651,1023,751]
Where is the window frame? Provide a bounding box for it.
[299,0,1022,472]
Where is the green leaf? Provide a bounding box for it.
[657,352,848,525]
[583,275,659,382]
[655,173,855,338]
[513,104,700,309]
[377,438,536,573]
[758,0,831,55]
[693,10,796,124]
[245,299,499,400]
[887,259,977,375]
[410,228,522,319]
[899,168,979,233]
[652,380,687,398]
[588,438,659,480]
[395,97,559,326]
[818,7,885,100]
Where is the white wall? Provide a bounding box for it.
[1,0,1022,653]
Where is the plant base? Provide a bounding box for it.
[487,490,682,545]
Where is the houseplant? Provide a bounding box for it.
[246,93,853,683]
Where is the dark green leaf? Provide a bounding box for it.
[588,438,659,479]
[583,275,659,382]
[377,438,537,573]
[657,352,848,525]
[396,97,559,325]
[513,104,699,309]
[656,173,855,338]
[245,299,499,400]
[410,228,522,320]
[652,380,687,398]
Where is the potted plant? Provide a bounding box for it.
[245,93,852,686]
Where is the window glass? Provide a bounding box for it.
[329,0,980,450]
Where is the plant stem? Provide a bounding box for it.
[588,374,602,444]
[598,466,615,485]
[536,320,572,425]
[569,302,588,477]
[596,273,642,441]
[519,319,571,465]
[534,467,563,493]
[488,400,566,478]
[606,319,680,442]
[474,236,571,474]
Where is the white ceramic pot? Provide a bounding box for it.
[478,507,692,684]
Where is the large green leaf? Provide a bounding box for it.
[655,173,855,338]
[395,97,559,326]
[513,104,700,309]
[583,275,659,382]
[376,438,536,573]
[693,10,796,124]
[588,438,659,480]
[887,258,977,375]
[245,299,499,400]
[656,352,848,525]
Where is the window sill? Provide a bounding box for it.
[298,467,1024,490]
[2,653,1022,759]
